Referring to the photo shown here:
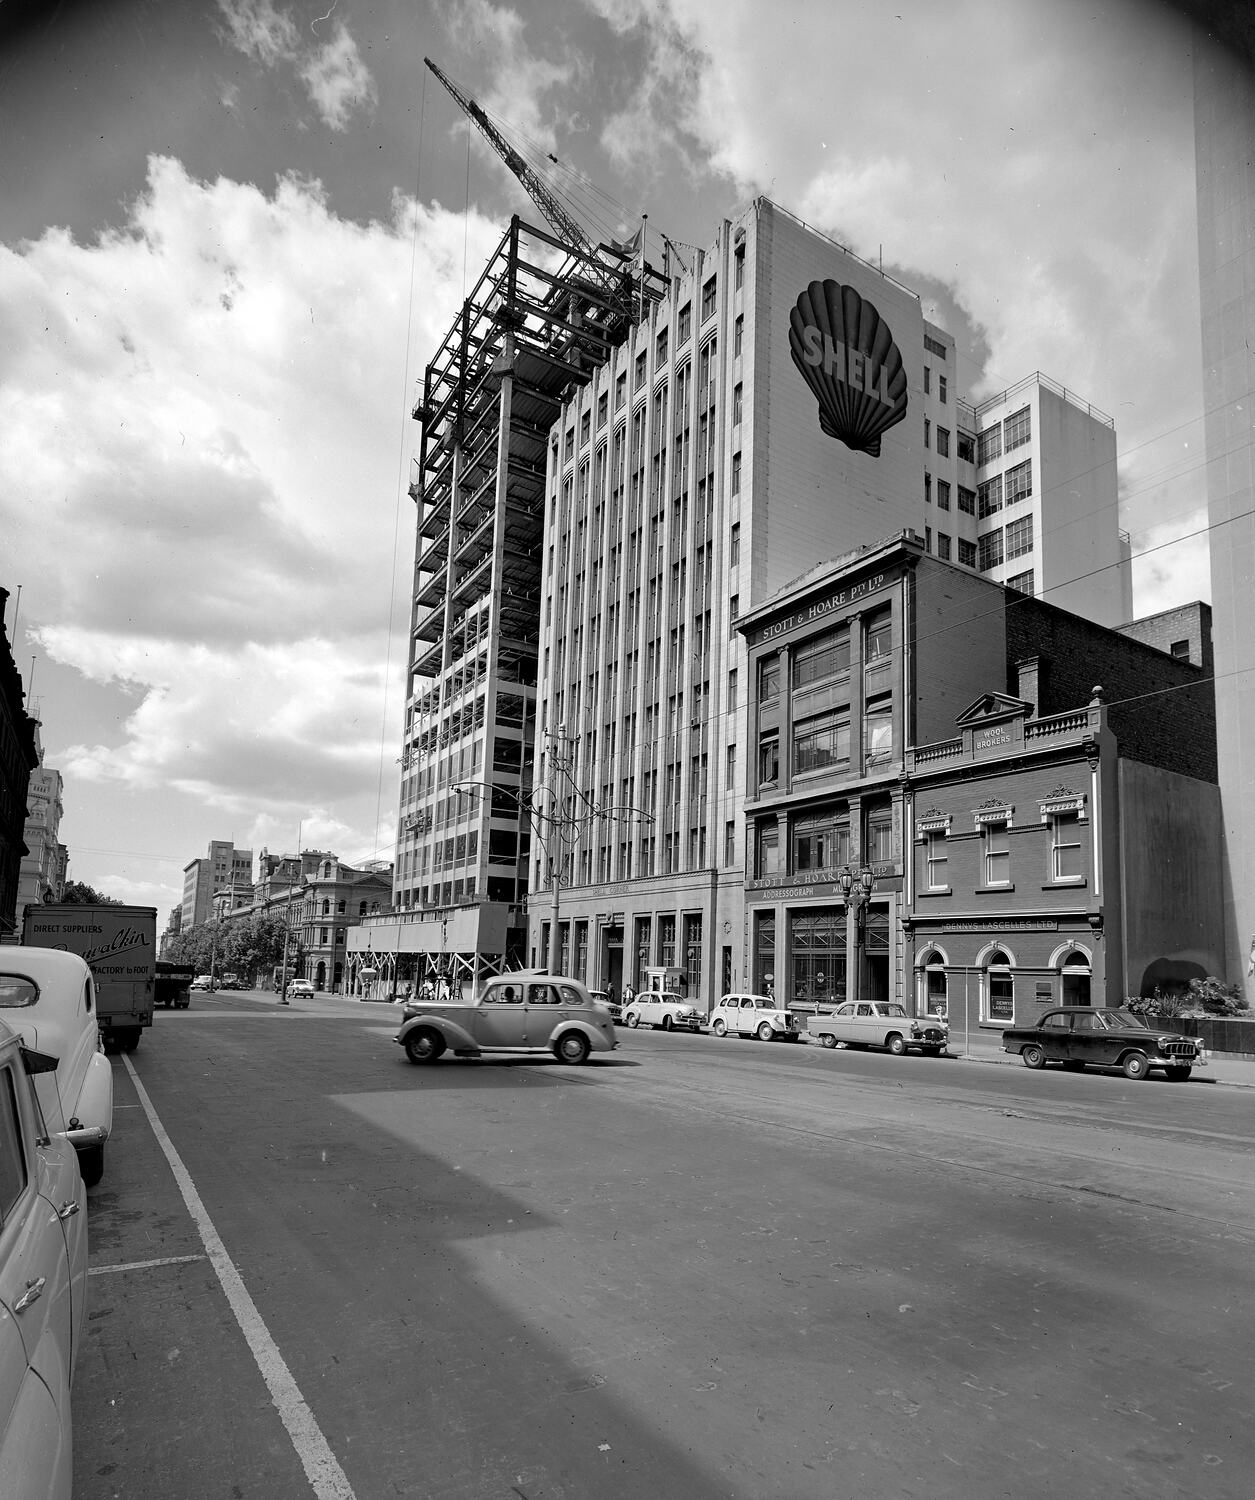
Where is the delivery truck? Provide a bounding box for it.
[23,903,158,1051]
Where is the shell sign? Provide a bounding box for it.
[789,280,909,457]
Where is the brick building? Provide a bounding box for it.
[738,532,1221,1027]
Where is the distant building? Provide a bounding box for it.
[180,839,254,929]
[0,588,39,941]
[16,725,65,919]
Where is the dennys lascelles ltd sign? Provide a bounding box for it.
[789,279,909,457]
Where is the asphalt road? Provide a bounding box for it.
[75,993,1255,1500]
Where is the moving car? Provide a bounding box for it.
[622,991,703,1032]
[190,974,215,992]
[1002,1007,1207,1080]
[285,980,316,998]
[589,988,622,1023]
[0,1016,88,1500]
[396,972,617,1065]
[806,1001,949,1056]
[0,948,113,1186]
[709,993,803,1041]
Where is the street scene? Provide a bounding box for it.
[3,2,1255,1497]
[77,994,1255,1500]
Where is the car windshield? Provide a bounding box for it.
[879,1004,908,1017]
[1095,1010,1149,1030]
[0,976,38,1008]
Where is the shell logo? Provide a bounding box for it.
[789,280,909,457]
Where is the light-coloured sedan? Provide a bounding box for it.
[0,948,113,1186]
[709,993,803,1041]
[396,973,618,1065]
[0,1015,88,1500]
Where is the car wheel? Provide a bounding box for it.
[661,1014,673,1031]
[1164,1066,1193,1082]
[819,1032,837,1049]
[887,1033,907,1056]
[1021,1043,1046,1070]
[626,1011,639,1028]
[757,1022,775,1042]
[122,1030,141,1053]
[78,1143,104,1188]
[712,1018,727,1037]
[404,1028,445,1064]
[1122,1051,1150,1081]
[555,1031,591,1065]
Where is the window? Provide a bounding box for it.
[791,909,846,1008]
[615,372,627,410]
[730,522,740,566]
[864,705,893,765]
[921,951,948,1015]
[725,744,737,790]
[793,708,851,774]
[957,432,975,463]
[957,485,976,515]
[564,428,575,462]
[656,328,668,365]
[925,526,932,552]
[728,667,738,708]
[925,831,948,889]
[759,653,780,701]
[865,806,894,862]
[1006,569,1034,594]
[758,731,779,784]
[924,366,931,394]
[924,332,948,359]
[757,819,780,875]
[977,426,1002,465]
[701,275,717,320]
[1051,812,1084,881]
[983,820,1010,886]
[791,808,847,870]
[985,950,1014,1022]
[957,538,977,567]
[1005,459,1032,505]
[729,593,740,622]
[792,626,850,687]
[677,302,691,345]
[0,1067,29,1216]
[734,316,744,358]
[924,417,930,449]
[1004,405,1031,450]
[939,374,948,405]
[635,351,647,388]
[977,474,1003,518]
[1061,950,1091,1006]
[936,427,950,458]
[597,392,608,428]
[978,529,1004,571]
[734,248,745,290]
[724,821,736,866]
[937,479,951,511]
[732,382,743,425]
[1005,514,1033,559]
[936,532,951,560]
[925,472,932,504]
[731,453,742,495]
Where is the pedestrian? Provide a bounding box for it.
[624,982,636,1007]
[607,982,617,1009]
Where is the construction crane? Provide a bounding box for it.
[424,57,652,327]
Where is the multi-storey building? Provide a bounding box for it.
[15,722,65,918]
[737,532,1221,1027]
[528,198,1133,996]
[180,839,254,930]
[0,588,39,941]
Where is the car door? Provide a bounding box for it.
[829,1002,856,1042]
[1038,1011,1074,1062]
[474,984,529,1048]
[1063,1010,1108,1066]
[851,1002,875,1046]
[524,982,562,1044]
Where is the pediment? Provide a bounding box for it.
[954,691,1033,729]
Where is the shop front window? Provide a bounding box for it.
[985,949,1014,1022]
[790,908,847,1008]
[920,950,948,1015]
[1061,950,1092,1006]
[754,911,775,996]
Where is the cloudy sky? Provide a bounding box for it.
[0,0,1239,915]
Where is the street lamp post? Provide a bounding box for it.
[839,863,877,1008]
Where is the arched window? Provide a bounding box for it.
[321,898,330,916]
[337,900,346,914]
[918,949,948,1016]
[1060,949,1092,1006]
[985,948,1014,1023]
[358,901,367,916]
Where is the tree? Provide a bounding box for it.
[58,881,123,905]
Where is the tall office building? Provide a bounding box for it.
[1195,27,1255,1000]
[531,199,1131,993]
[180,839,254,930]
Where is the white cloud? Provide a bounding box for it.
[216,0,376,131]
[2,155,502,852]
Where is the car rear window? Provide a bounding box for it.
[557,985,584,1006]
[0,977,38,1009]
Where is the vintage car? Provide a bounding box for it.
[709,993,803,1041]
[622,991,703,1032]
[1002,1007,1207,1080]
[396,972,618,1065]
[0,1015,89,1500]
[589,988,623,1023]
[189,974,215,992]
[806,1000,949,1056]
[285,979,316,998]
[0,949,113,1187]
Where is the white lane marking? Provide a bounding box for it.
[122,1055,355,1500]
[90,1254,206,1276]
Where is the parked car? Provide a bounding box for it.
[396,972,617,1065]
[806,1001,949,1056]
[0,948,113,1186]
[1002,1008,1207,1080]
[190,974,215,992]
[622,991,703,1032]
[589,988,622,1023]
[285,980,316,998]
[0,1015,88,1500]
[709,993,803,1041]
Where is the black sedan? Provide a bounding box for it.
[1002,1007,1206,1081]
